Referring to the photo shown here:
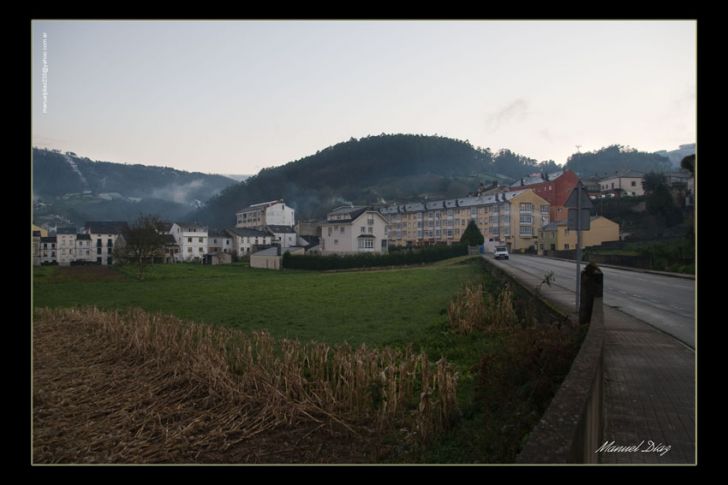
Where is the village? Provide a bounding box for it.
[31,167,694,270]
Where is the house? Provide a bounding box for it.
[540,216,620,251]
[170,223,208,262]
[298,235,321,254]
[598,170,645,197]
[266,225,297,249]
[55,227,78,266]
[39,236,57,264]
[380,189,550,253]
[510,169,580,223]
[321,206,388,255]
[236,200,295,229]
[74,234,95,264]
[207,230,233,256]
[83,221,129,265]
[225,227,273,257]
[32,224,48,238]
[153,222,180,263]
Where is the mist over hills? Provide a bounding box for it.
[33,136,693,230]
[32,148,237,227]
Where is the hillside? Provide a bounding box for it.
[193,134,559,228]
[565,145,673,177]
[32,148,236,227]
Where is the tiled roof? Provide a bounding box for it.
[226,227,270,238]
[266,225,296,234]
[76,234,91,241]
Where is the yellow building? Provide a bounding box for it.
[380,188,550,252]
[540,216,620,251]
[32,224,48,237]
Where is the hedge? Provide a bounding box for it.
[282,244,468,270]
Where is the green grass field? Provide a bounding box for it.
[33,257,482,348]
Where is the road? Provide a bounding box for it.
[494,254,695,348]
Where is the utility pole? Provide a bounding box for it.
[576,183,582,312]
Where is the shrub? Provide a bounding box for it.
[283,244,468,270]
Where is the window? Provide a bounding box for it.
[361,226,366,233]
[107,257,113,265]
[520,214,532,224]
[97,257,101,263]
[96,239,102,247]
[97,247,102,255]
[199,238,204,243]
[334,239,339,245]
[565,244,570,250]
[368,226,374,234]
[328,227,332,236]
[520,203,533,213]
[188,237,192,243]
[43,243,47,249]
[358,238,374,249]
[368,216,375,225]
[631,181,636,187]
[340,227,344,233]
[520,225,532,236]
[199,247,203,252]
[447,229,453,239]
[188,247,192,253]
[107,239,113,247]
[470,208,477,219]
[541,205,549,214]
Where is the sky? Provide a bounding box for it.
[31,20,696,175]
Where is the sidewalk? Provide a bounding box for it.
[484,256,696,464]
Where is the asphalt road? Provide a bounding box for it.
[494,254,695,348]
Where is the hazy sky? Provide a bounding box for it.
[31,20,696,175]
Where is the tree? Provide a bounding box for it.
[642,172,667,195]
[114,214,167,280]
[681,154,695,175]
[460,220,485,246]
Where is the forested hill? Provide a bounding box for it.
[565,145,673,177]
[193,134,560,228]
[33,148,235,199]
[32,148,236,227]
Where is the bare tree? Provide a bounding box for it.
[114,215,167,280]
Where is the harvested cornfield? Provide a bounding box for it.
[33,307,459,463]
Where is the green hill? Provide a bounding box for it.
[193,134,559,228]
[32,148,237,226]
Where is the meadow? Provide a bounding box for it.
[33,258,481,347]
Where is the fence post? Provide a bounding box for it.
[579,263,603,325]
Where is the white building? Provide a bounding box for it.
[55,227,77,266]
[207,230,233,255]
[266,225,297,249]
[170,223,208,262]
[236,199,295,229]
[225,227,273,257]
[74,234,95,263]
[39,236,57,264]
[598,170,645,197]
[320,206,388,255]
[84,221,129,265]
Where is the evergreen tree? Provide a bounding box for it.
[460,220,485,246]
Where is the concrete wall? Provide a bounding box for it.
[250,254,281,270]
